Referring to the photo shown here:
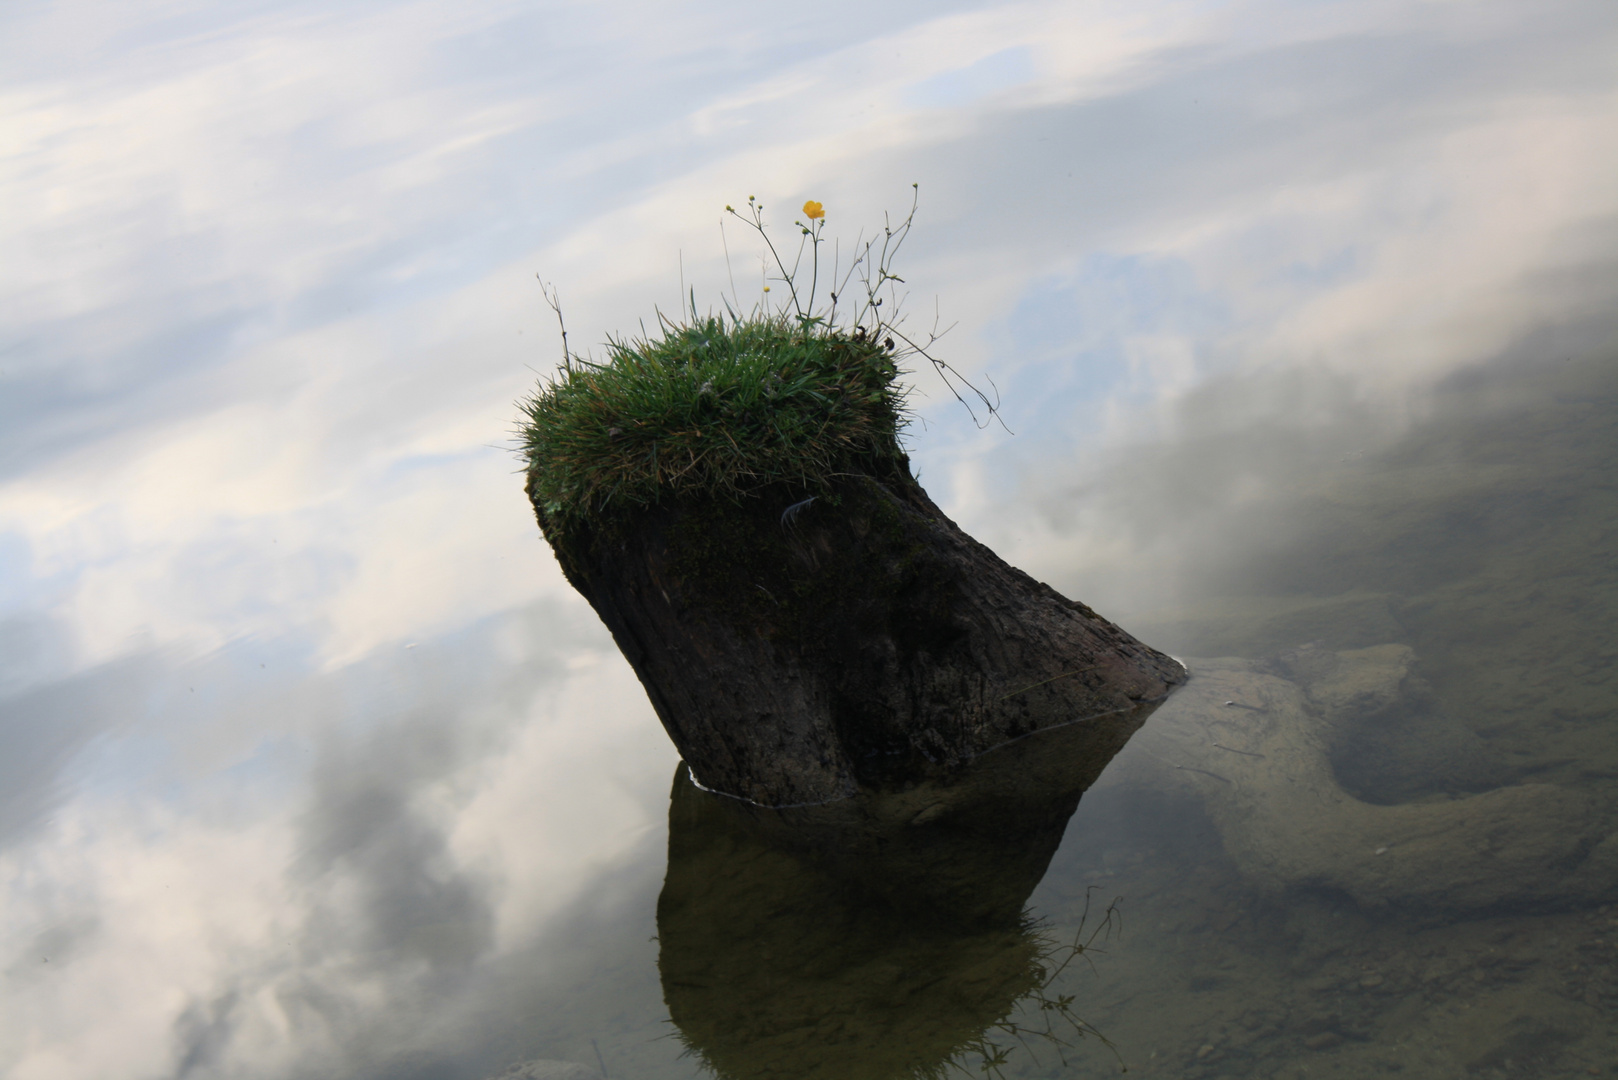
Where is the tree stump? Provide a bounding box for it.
[532,454,1186,807]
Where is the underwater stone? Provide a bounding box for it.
[1100,644,1618,914]
[531,458,1186,807]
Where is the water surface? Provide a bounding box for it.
[4,2,1617,1078]
[477,342,1618,1080]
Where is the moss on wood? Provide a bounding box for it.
[519,312,909,546]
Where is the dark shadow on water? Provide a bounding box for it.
[655,705,1161,1080]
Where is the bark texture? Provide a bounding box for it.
[532,457,1185,807]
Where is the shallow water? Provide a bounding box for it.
[5,299,1613,1080]
[468,346,1618,1080]
[6,4,1618,1077]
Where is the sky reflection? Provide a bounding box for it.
[2,0,1617,1077]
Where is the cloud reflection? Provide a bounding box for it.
[0,600,675,1079]
[2,0,1616,1076]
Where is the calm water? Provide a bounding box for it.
[7,4,1618,1078]
[438,344,1618,1080]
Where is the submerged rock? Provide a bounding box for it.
[535,462,1185,807]
[1101,644,1618,913]
[1261,641,1507,803]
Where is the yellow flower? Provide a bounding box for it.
[802,200,824,220]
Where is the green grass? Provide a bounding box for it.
[519,311,909,529]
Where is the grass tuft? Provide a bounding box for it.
[520,187,1002,534]
[519,310,908,528]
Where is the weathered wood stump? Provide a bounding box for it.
[532,454,1186,807]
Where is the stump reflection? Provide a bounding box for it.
[657,710,1147,1080]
